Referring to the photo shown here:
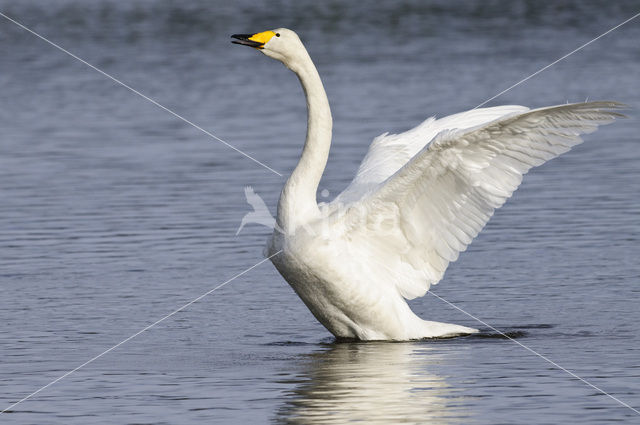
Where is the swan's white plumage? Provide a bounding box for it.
[335,102,623,300]
[234,28,624,340]
[334,105,529,204]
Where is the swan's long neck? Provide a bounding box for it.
[277,47,332,233]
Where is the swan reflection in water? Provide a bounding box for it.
[276,342,465,424]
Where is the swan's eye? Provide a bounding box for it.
[276,33,280,37]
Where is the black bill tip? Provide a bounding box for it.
[231,33,264,49]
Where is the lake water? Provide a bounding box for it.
[1,1,639,423]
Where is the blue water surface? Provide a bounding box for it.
[1,1,639,423]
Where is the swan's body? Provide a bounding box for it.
[232,29,623,340]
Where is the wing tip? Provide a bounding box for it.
[580,100,630,117]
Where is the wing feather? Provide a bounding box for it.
[339,101,625,300]
[333,105,530,204]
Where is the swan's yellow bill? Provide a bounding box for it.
[249,30,277,45]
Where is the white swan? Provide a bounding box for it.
[231,29,623,340]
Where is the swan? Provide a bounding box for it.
[231,29,624,340]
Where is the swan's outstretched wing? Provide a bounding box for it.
[339,102,625,300]
[334,105,529,204]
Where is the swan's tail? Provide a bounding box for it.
[414,319,478,339]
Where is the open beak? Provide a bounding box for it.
[231,34,265,49]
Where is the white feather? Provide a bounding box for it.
[336,102,624,300]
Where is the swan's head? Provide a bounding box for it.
[231,28,304,66]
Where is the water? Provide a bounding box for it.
[1,1,639,423]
